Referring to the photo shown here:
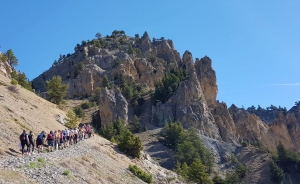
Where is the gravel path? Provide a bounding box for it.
[0,135,182,184]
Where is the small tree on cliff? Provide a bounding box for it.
[102,75,110,88]
[46,75,69,104]
[5,49,18,67]
[65,109,79,128]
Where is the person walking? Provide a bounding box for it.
[36,131,45,153]
[28,131,35,154]
[47,131,54,152]
[19,130,30,156]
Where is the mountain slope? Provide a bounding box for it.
[0,74,181,183]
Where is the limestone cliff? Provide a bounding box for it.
[99,86,128,126]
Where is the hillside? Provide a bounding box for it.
[0,73,181,183]
[3,30,296,183]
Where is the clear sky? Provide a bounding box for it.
[1,1,299,110]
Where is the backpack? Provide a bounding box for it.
[47,134,53,140]
[20,133,26,141]
[37,133,44,141]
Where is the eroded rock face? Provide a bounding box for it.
[152,51,221,140]
[99,86,128,126]
[0,52,13,78]
[195,56,218,107]
[139,32,152,54]
[212,103,237,143]
[229,105,268,143]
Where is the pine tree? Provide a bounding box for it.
[46,76,69,104]
[64,109,79,128]
[5,49,18,66]
[269,161,284,182]
[130,115,141,133]
[187,159,213,184]
[102,75,110,88]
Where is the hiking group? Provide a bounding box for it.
[19,125,94,156]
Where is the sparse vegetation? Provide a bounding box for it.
[129,115,141,133]
[152,68,188,105]
[63,170,70,176]
[73,106,85,118]
[100,118,143,158]
[161,120,214,181]
[10,71,32,91]
[128,165,152,183]
[11,79,18,85]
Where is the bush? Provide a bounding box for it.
[73,106,85,118]
[162,120,214,173]
[152,69,188,105]
[11,79,18,85]
[129,165,152,183]
[81,102,92,109]
[129,115,141,133]
[241,142,248,147]
[235,162,248,178]
[100,118,143,158]
[270,161,284,182]
[63,170,70,176]
[212,175,225,184]
[118,130,143,158]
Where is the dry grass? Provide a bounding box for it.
[7,85,19,94]
[0,148,5,155]
[0,170,33,183]
[82,155,90,162]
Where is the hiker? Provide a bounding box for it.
[55,130,60,150]
[69,129,74,145]
[66,128,70,147]
[47,131,54,152]
[74,128,78,144]
[28,131,35,154]
[36,131,45,153]
[20,130,30,155]
[62,129,67,147]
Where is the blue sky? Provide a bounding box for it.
[0,1,299,109]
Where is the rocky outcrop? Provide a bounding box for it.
[195,56,218,107]
[229,105,268,142]
[261,113,294,151]
[212,103,237,143]
[248,109,284,125]
[154,40,181,64]
[0,52,13,78]
[139,32,152,54]
[99,86,128,126]
[152,51,221,140]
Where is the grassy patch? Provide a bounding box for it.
[28,158,46,169]
[37,157,45,163]
[128,165,152,183]
[63,170,70,176]
[13,118,30,130]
